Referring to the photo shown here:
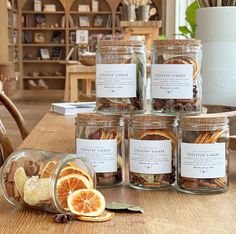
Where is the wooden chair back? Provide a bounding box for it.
[0,92,28,166]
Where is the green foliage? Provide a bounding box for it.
[158,34,168,40]
[179,1,199,38]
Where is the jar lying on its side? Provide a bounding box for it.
[151,39,202,115]
[96,40,146,115]
[129,114,178,190]
[178,115,229,194]
[0,149,95,213]
[76,113,125,187]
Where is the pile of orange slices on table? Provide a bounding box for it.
[41,160,114,222]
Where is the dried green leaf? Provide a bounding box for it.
[106,201,144,213]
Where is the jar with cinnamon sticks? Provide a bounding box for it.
[96,40,146,114]
[151,39,202,115]
[129,114,178,190]
[178,115,229,194]
[76,113,125,187]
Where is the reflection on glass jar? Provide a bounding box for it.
[0,149,95,213]
[151,39,202,115]
[178,115,229,194]
[129,114,178,190]
[76,113,125,187]
[96,40,146,115]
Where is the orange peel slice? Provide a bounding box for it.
[76,211,115,222]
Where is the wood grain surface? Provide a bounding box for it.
[1,111,236,234]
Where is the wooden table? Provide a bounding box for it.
[1,111,236,233]
[64,65,96,102]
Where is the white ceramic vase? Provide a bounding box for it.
[196,7,236,106]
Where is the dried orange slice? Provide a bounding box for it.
[67,189,105,217]
[57,174,91,210]
[41,160,57,178]
[76,211,115,222]
[59,166,93,187]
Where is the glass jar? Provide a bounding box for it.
[128,114,178,190]
[76,113,125,187]
[151,39,202,115]
[96,40,146,114]
[0,148,95,213]
[178,115,229,194]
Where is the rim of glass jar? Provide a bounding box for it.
[129,114,178,128]
[98,40,144,47]
[76,114,125,127]
[51,154,96,214]
[152,39,202,53]
[180,115,229,131]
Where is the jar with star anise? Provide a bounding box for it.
[151,39,202,115]
[178,115,229,194]
[75,113,125,187]
[128,114,178,190]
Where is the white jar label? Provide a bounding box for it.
[151,64,193,99]
[181,142,226,178]
[130,139,172,174]
[96,64,136,98]
[76,138,117,173]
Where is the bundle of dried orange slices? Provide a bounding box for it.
[41,161,115,222]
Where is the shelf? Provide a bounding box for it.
[69,27,112,31]
[23,60,66,63]
[23,76,65,79]
[69,11,112,15]
[22,27,66,31]
[22,11,65,14]
[23,44,66,47]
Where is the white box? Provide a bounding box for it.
[44,4,56,12]
[34,0,42,11]
[92,0,99,12]
[78,5,90,12]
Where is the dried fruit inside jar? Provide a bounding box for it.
[96,40,146,114]
[0,149,95,213]
[76,114,125,187]
[178,115,229,194]
[129,115,178,190]
[151,40,202,115]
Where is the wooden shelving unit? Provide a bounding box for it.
[7,0,19,71]
[16,0,161,100]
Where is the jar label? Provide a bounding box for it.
[129,139,172,174]
[76,138,117,173]
[181,142,226,178]
[151,64,193,99]
[96,64,136,98]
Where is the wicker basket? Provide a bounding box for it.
[4,78,17,97]
[79,55,96,66]
[0,63,17,97]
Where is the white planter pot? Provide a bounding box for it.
[196,7,236,106]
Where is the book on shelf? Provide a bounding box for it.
[68,14,75,28]
[52,102,96,115]
[34,0,42,11]
[51,47,62,60]
[107,14,112,28]
[92,0,99,12]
